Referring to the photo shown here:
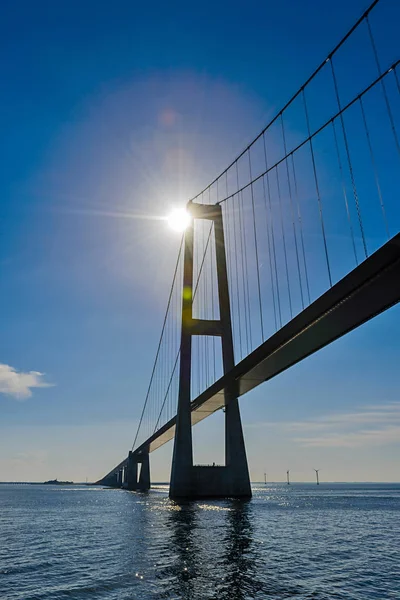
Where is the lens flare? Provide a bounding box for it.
[167,208,191,232]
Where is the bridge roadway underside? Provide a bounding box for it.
[101,233,400,481]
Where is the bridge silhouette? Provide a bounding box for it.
[99,0,400,498]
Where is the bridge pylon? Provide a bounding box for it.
[169,201,251,499]
[125,449,151,491]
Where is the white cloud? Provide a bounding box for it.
[245,402,400,449]
[288,404,400,430]
[0,363,53,400]
[293,425,400,448]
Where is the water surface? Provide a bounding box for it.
[1,483,399,599]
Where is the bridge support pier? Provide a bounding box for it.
[125,450,151,492]
[138,452,150,491]
[170,202,251,500]
[117,469,123,487]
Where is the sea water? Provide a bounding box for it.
[0,483,399,599]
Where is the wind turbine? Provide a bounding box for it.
[264,471,267,485]
[314,469,320,485]
[287,470,290,485]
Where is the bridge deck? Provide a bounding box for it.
[101,233,400,479]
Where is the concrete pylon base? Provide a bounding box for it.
[170,465,251,500]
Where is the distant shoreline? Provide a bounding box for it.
[0,481,84,485]
[1,481,399,485]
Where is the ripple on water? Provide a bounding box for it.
[0,483,399,599]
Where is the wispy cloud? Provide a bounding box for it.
[0,364,53,400]
[246,402,400,448]
[0,450,47,469]
[294,425,400,448]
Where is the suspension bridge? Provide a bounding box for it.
[98,0,400,498]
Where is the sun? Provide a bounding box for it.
[167,208,191,232]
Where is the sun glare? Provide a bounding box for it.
[167,208,191,232]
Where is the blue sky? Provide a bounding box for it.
[0,0,399,482]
